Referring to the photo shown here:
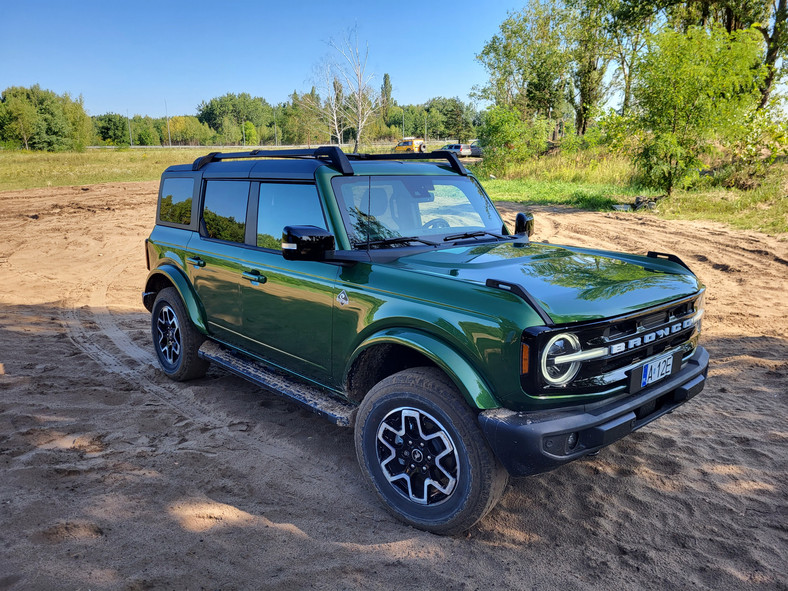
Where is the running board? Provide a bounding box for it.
[198,341,357,427]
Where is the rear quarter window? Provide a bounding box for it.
[159,177,195,226]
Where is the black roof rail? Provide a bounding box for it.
[348,150,468,175]
[189,146,468,176]
[191,146,354,175]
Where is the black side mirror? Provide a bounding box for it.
[515,212,534,238]
[282,225,335,261]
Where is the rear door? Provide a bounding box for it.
[186,179,253,346]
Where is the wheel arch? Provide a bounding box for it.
[143,265,208,334]
[345,329,500,410]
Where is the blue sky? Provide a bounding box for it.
[1,0,520,118]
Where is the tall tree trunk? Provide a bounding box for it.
[757,0,786,109]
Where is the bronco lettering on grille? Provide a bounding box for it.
[609,318,695,355]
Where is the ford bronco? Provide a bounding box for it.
[143,147,708,534]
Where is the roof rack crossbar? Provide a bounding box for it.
[191,146,354,174]
[190,147,467,176]
[348,150,468,175]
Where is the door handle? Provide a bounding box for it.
[187,256,206,268]
[242,270,267,284]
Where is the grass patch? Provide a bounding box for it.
[474,151,659,210]
[480,177,658,209]
[2,147,785,234]
[0,144,398,191]
[0,148,215,191]
[658,166,788,234]
[472,150,787,235]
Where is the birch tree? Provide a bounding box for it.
[330,29,379,152]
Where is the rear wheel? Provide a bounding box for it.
[151,287,208,381]
[354,367,508,535]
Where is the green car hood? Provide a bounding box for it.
[392,241,702,324]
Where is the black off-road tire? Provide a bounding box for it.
[151,287,208,381]
[354,367,509,535]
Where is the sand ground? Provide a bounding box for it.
[0,181,785,590]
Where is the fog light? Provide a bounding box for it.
[566,432,579,450]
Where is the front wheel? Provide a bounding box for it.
[354,367,508,535]
[151,287,208,381]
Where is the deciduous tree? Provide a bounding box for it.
[476,2,571,118]
[330,28,379,152]
[628,26,764,194]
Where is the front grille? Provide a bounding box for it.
[523,291,704,397]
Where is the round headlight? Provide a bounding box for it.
[540,333,581,386]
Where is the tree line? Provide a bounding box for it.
[0,84,477,150]
[0,81,478,151]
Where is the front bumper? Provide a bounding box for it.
[478,346,709,477]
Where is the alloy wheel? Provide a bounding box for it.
[375,407,459,505]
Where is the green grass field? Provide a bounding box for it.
[0,148,208,190]
[1,147,785,234]
[472,151,787,235]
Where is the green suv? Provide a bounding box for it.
[143,147,708,534]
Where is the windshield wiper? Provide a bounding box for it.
[443,230,508,242]
[359,236,439,248]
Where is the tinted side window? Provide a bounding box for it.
[202,181,249,243]
[256,184,326,250]
[159,178,194,225]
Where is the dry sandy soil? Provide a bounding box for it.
[0,181,785,591]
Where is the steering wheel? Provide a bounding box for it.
[423,218,450,230]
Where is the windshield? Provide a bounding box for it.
[331,175,505,248]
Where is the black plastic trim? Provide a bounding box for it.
[647,251,693,272]
[478,346,709,476]
[347,150,468,175]
[485,278,554,326]
[191,146,354,175]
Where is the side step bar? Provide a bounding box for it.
[198,341,357,427]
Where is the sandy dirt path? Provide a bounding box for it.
[0,182,785,590]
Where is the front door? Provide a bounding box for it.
[240,182,338,382]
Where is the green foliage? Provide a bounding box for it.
[217,116,242,145]
[132,115,162,146]
[0,85,86,151]
[613,0,785,109]
[477,106,552,175]
[242,121,258,146]
[197,92,272,131]
[168,116,214,146]
[476,2,571,117]
[717,104,788,188]
[203,209,245,243]
[95,113,129,145]
[443,98,475,142]
[655,160,788,233]
[61,94,94,150]
[566,0,613,134]
[627,26,764,194]
[280,89,328,146]
[0,92,38,149]
[380,73,393,124]
[159,196,192,225]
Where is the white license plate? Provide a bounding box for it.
[641,353,674,388]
